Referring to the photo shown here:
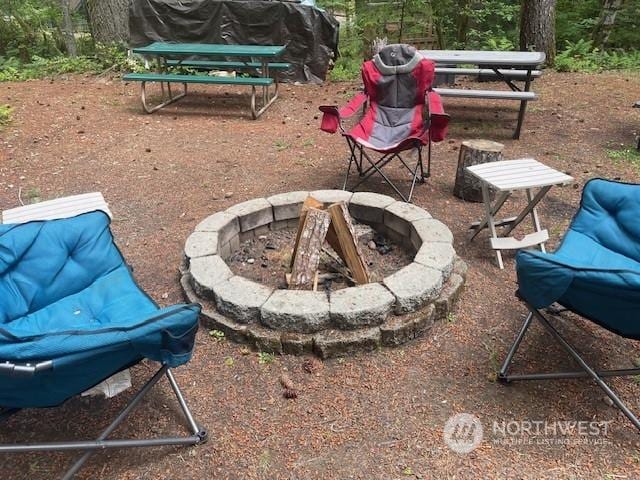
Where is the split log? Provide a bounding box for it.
[289,207,331,290]
[290,196,323,269]
[286,271,320,290]
[321,248,356,284]
[453,139,504,203]
[327,202,370,284]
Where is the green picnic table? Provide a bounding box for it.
[123,42,288,119]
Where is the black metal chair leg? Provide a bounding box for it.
[425,138,432,178]
[499,306,640,431]
[339,136,431,202]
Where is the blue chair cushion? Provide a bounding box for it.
[0,211,200,408]
[0,212,125,323]
[517,179,640,339]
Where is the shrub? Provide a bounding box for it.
[555,39,640,72]
[0,43,146,82]
[0,104,12,128]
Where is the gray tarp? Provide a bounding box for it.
[129,0,339,83]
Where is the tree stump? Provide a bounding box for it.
[453,139,504,203]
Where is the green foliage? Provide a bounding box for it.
[556,0,600,49]
[0,104,12,128]
[483,36,516,52]
[607,146,640,170]
[557,0,640,51]
[458,0,519,50]
[555,40,640,72]
[257,352,275,365]
[93,43,146,73]
[607,1,640,50]
[328,23,362,81]
[23,187,42,203]
[0,55,100,81]
[274,139,291,150]
[209,329,226,341]
[0,43,146,82]
[0,0,64,61]
[2,0,640,84]
[0,1,145,82]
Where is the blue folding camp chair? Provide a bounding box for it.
[499,179,640,430]
[0,194,206,479]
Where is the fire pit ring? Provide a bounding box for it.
[181,190,466,358]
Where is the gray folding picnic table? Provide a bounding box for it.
[419,50,546,139]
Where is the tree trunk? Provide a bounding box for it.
[86,0,129,44]
[455,0,470,45]
[592,0,625,48]
[520,0,557,65]
[59,0,77,56]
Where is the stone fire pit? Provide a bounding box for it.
[180,190,466,358]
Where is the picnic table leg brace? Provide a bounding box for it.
[140,81,188,114]
[250,85,279,119]
[513,69,533,139]
[250,64,280,120]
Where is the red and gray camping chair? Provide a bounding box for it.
[320,44,449,202]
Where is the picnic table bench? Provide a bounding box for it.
[123,42,288,119]
[420,50,546,139]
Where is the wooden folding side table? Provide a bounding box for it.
[466,158,574,269]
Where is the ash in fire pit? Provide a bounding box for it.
[181,190,467,359]
[227,222,412,291]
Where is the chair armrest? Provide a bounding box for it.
[0,360,53,377]
[338,91,368,118]
[427,90,449,142]
[319,92,368,134]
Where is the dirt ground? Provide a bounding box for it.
[1,70,640,479]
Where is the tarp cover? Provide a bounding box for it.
[129,0,340,83]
